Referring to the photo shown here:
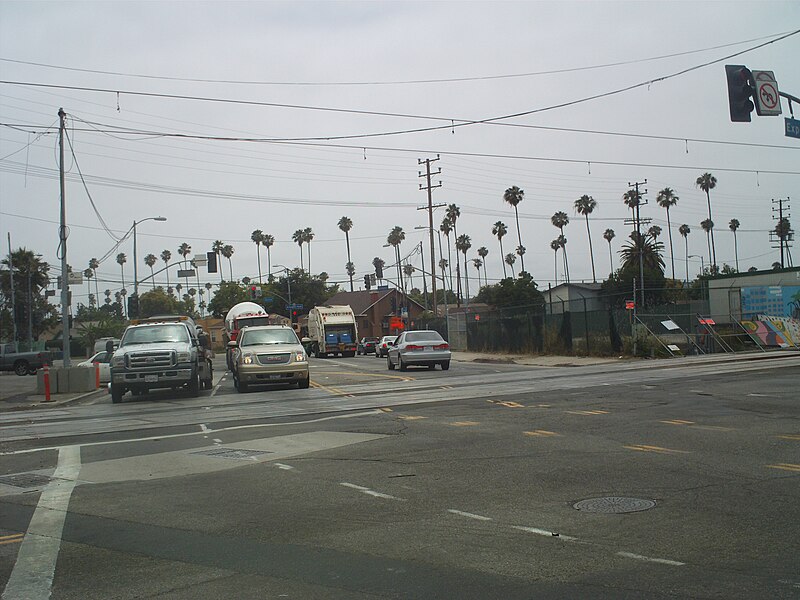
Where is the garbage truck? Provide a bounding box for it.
[306,305,358,358]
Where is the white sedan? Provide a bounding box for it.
[387,330,451,371]
[78,350,112,383]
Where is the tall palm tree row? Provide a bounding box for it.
[456,234,472,302]
[143,253,157,288]
[700,219,714,274]
[387,226,406,293]
[221,244,234,280]
[573,195,597,283]
[603,229,615,275]
[551,211,570,283]
[502,186,526,273]
[472,258,483,289]
[477,247,489,287]
[211,240,224,282]
[303,228,315,274]
[679,224,691,283]
[251,230,264,283]
[492,221,508,278]
[446,204,462,303]
[160,250,172,292]
[656,187,679,280]
[178,242,192,289]
[291,229,305,272]
[338,216,354,292]
[696,172,718,273]
[729,218,740,272]
[550,239,561,284]
[262,234,275,281]
[440,217,455,297]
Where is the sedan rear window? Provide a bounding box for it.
[404,331,444,343]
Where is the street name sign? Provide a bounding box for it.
[177,269,196,278]
[786,117,800,139]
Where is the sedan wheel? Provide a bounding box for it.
[387,356,395,371]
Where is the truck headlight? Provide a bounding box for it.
[112,355,125,367]
[294,352,306,362]
[177,351,190,362]
[242,352,254,365]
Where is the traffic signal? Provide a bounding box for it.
[291,310,298,322]
[250,285,257,299]
[375,264,383,279]
[127,294,139,318]
[206,251,217,273]
[364,274,371,290]
[725,65,754,122]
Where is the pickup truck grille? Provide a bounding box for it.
[257,353,290,365]
[128,350,175,369]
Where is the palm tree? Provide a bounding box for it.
[551,211,570,283]
[648,225,662,240]
[303,227,315,274]
[656,187,679,280]
[83,268,93,300]
[144,253,157,288]
[346,262,356,284]
[729,218,740,272]
[477,247,489,287]
[550,239,561,284]
[88,293,95,307]
[574,195,598,283]
[696,172,718,271]
[603,229,616,274]
[338,217,354,292]
[104,289,112,305]
[175,283,183,301]
[620,232,665,273]
[492,221,508,278]
[622,188,642,218]
[292,229,305,271]
[446,204,462,302]
[221,244,234,280]
[263,234,275,281]
[116,253,127,317]
[456,234,472,302]
[504,253,516,277]
[161,250,172,291]
[403,263,415,290]
[178,242,192,288]
[472,258,483,289]
[516,245,526,273]
[88,257,100,300]
[700,219,714,274]
[211,240,224,282]
[251,230,264,283]
[503,186,526,273]
[679,224,691,283]
[387,226,406,292]
[557,235,567,281]
[440,217,455,298]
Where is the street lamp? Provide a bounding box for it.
[132,216,167,305]
[688,254,705,278]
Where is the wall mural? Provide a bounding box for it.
[740,315,800,348]
[741,285,800,319]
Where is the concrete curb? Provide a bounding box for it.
[2,387,106,412]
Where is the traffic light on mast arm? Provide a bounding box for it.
[364,274,371,290]
[725,65,755,122]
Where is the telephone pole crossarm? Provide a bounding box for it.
[418,155,442,314]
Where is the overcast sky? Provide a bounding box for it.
[2,1,799,306]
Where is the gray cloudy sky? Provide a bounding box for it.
[1,1,799,305]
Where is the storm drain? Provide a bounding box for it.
[191,448,273,460]
[0,473,55,489]
[573,497,656,514]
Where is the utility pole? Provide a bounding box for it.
[27,272,33,349]
[626,179,648,308]
[418,156,442,314]
[771,197,793,268]
[58,107,71,367]
[418,241,428,309]
[7,233,17,349]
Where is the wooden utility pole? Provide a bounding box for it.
[58,108,71,367]
[418,156,442,313]
[627,179,648,307]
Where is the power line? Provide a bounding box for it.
[0,31,792,86]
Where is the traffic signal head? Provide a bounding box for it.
[725,64,754,122]
[375,265,383,279]
[250,285,257,299]
[364,274,371,290]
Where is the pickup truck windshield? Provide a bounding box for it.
[121,324,191,346]
[240,329,299,346]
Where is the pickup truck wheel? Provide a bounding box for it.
[236,377,249,393]
[111,385,124,404]
[13,360,29,376]
[188,371,200,397]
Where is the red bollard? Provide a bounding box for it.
[43,365,52,402]
[94,362,100,389]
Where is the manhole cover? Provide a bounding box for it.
[191,448,272,460]
[0,473,54,489]
[573,497,656,514]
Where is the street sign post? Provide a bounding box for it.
[752,70,782,116]
[786,117,800,139]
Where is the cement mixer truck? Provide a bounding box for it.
[224,302,271,369]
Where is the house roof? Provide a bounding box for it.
[324,290,426,315]
[545,282,604,294]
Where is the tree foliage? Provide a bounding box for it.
[474,272,544,309]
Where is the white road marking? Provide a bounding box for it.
[1,410,383,455]
[339,482,404,500]
[616,551,685,566]
[2,445,81,600]
[200,424,209,433]
[213,438,223,444]
[446,509,492,521]
[511,525,578,541]
[275,463,295,470]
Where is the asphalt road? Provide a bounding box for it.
[1,352,799,599]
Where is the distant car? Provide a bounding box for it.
[78,351,112,383]
[375,335,398,358]
[229,325,310,392]
[387,330,450,371]
[357,337,380,355]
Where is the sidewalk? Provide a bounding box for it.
[450,351,622,367]
[0,383,105,412]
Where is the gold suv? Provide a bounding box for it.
[229,325,310,392]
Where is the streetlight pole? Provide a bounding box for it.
[58,108,71,366]
[689,255,705,278]
[132,216,166,314]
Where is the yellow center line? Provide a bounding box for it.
[523,430,560,437]
[397,415,427,421]
[318,371,414,382]
[0,537,23,546]
[379,407,393,412]
[0,533,24,541]
[778,434,800,441]
[309,381,348,397]
[566,410,609,415]
[767,463,800,472]
[624,444,690,454]
[660,419,695,425]
[450,421,480,427]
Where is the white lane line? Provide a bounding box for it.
[275,463,295,470]
[210,381,223,397]
[2,445,81,600]
[339,482,404,500]
[446,509,492,521]
[1,410,383,455]
[616,551,685,566]
[212,438,222,444]
[511,525,578,541]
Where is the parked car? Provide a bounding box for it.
[357,337,380,355]
[375,335,398,358]
[387,330,451,371]
[0,343,52,376]
[229,325,310,392]
[78,351,112,383]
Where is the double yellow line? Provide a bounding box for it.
[309,380,349,397]
[0,533,24,546]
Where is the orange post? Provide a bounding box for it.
[43,365,52,402]
[94,362,100,388]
